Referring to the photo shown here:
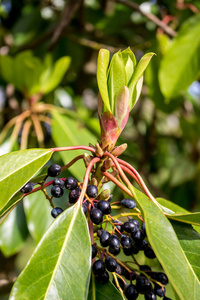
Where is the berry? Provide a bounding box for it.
[20,182,34,193]
[132,229,145,242]
[112,277,125,291]
[124,221,139,234]
[109,235,120,250]
[155,272,168,285]
[64,177,78,190]
[136,276,152,294]
[163,297,172,300]
[107,194,113,202]
[92,259,105,276]
[115,263,125,276]
[121,198,137,209]
[97,228,103,237]
[92,244,97,259]
[108,246,120,256]
[100,230,110,247]
[141,222,146,236]
[124,284,139,300]
[129,218,140,227]
[154,284,166,297]
[95,270,109,285]
[139,265,151,273]
[136,239,148,250]
[90,208,103,225]
[145,291,157,300]
[113,220,124,233]
[69,187,81,203]
[82,201,89,214]
[53,178,65,188]
[144,247,156,259]
[97,200,111,215]
[48,164,62,177]
[105,256,117,272]
[121,235,133,249]
[86,185,98,198]
[51,207,63,218]
[51,185,64,198]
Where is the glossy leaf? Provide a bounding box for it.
[171,220,200,281]
[10,203,91,300]
[0,203,29,256]
[131,188,200,300]
[0,192,23,220]
[88,275,123,300]
[159,14,200,98]
[52,112,97,180]
[23,190,53,244]
[167,212,200,226]
[97,49,111,112]
[0,149,53,216]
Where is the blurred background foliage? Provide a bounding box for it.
[0,0,200,298]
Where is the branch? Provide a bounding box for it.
[48,0,83,50]
[113,0,177,37]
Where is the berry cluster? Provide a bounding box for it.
[20,163,171,300]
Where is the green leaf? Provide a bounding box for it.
[0,55,15,83]
[52,112,97,180]
[97,49,111,112]
[0,192,23,220]
[88,275,123,300]
[129,52,154,109]
[107,51,126,112]
[0,203,29,256]
[0,149,53,216]
[168,212,200,226]
[156,197,188,214]
[40,56,71,94]
[171,221,200,281]
[132,188,200,300]
[121,47,136,85]
[159,14,200,98]
[10,203,91,300]
[23,190,53,244]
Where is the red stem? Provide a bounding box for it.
[52,145,95,153]
[102,171,133,197]
[117,164,141,187]
[61,155,84,171]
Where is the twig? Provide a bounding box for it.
[49,0,83,50]
[113,0,177,37]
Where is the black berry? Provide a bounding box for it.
[90,208,103,225]
[144,247,156,259]
[51,207,63,218]
[47,164,62,177]
[64,177,78,190]
[136,276,152,294]
[95,270,109,284]
[154,284,166,297]
[108,246,120,256]
[115,263,125,276]
[113,220,124,233]
[69,187,81,203]
[100,230,110,247]
[97,200,111,215]
[86,185,98,198]
[124,221,139,234]
[53,178,65,188]
[105,256,117,272]
[97,228,103,237]
[82,201,89,214]
[155,272,168,285]
[121,198,137,209]
[139,265,151,273]
[137,239,148,250]
[92,244,97,259]
[124,284,139,300]
[109,235,121,250]
[20,182,34,193]
[163,297,172,300]
[130,218,140,227]
[112,277,125,291]
[92,259,105,276]
[132,229,145,242]
[145,291,157,300]
[107,194,113,202]
[51,185,64,198]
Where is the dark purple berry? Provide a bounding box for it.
[115,263,125,275]
[163,297,172,300]
[90,208,103,225]
[113,220,124,233]
[124,284,139,300]
[92,244,97,259]
[64,177,78,190]
[139,265,151,272]
[154,284,166,297]
[124,221,139,234]
[145,291,157,300]
[131,229,145,242]
[20,182,34,193]
[51,207,63,218]
[121,235,133,249]
[136,239,148,250]
[105,256,117,272]
[144,247,156,259]
[86,185,98,198]
[156,273,168,285]
[48,164,62,177]
[97,228,103,237]
[108,246,120,256]
[92,259,105,276]
[121,198,137,209]
[109,235,120,250]
[129,218,140,227]
[82,201,89,214]
[136,276,152,294]
[107,194,113,202]
[100,230,110,247]
[51,185,64,198]
[97,200,111,215]
[69,187,80,203]
[53,178,65,188]
[95,270,109,284]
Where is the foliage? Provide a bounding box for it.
[0,0,200,299]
